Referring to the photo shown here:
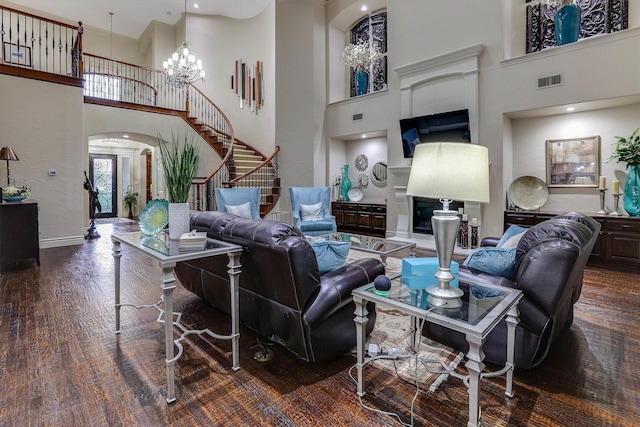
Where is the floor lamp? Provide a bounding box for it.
[406,142,490,308]
[0,146,19,186]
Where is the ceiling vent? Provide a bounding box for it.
[353,113,363,121]
[537,74,562,88]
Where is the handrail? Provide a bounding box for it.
[188,85,235,184]
[0,5,82,78]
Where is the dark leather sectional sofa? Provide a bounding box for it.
[174,210,385,362]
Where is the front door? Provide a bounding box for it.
[89,154,117,218]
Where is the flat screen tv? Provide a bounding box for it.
[400,109,471,158]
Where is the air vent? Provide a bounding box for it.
[538,74,562,88]
[353,113,363,121]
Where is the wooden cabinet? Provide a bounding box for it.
[332,201,386,237]
[504,210,640,273]
[0,201,40,273]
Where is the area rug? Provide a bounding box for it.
[347,250,465,393]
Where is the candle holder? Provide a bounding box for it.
[456,212,463,247]
[460,220,469,249]
[597,188,608,215]
[470,224,478,249]
[610,193,622,216]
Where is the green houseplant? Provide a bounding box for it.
[158,132,200,238]
[608,128,640,216]
[123,188,139,219]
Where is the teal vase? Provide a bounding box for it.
[355,70,369,96]
[341,165,352,201]
[554,2,581,46]
[623,165,640,216]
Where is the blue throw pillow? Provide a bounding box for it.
[463,247,518,279]
[310,240,351,275]
[496,225,528,248]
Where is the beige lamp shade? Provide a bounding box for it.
[406,142,490,204]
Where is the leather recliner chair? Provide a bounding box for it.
[174,210,384,362]
[422,212,600,369]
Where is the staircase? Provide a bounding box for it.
[0,5,281,217]
[181,106,281,216]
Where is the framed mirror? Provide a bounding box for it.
[371,162,387,185]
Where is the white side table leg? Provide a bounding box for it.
[112,239,122,333]
[227,251,242,371]
[504,302,520,398]
[353,296,368,397]
[161,263,177,403]
[465,334,485,427]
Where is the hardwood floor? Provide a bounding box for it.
[1,222,639,426]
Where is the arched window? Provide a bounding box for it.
[349,11,387,97]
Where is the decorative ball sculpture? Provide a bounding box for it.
[374,275,392,296]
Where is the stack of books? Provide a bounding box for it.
[179,231,207,251]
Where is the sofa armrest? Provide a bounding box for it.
[304,257,384,328]
[460,266,549,336]
[480,237,500,247]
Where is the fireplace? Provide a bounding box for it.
[413,197,464,235]
[390,44,484,242]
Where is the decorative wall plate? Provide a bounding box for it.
[355,154,368,171]
[508,176,549,210]
[138,199,169,235]
[347,188,364,202]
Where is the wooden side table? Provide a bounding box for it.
[0,201,40,274]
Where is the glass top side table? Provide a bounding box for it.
[352,275,522,427]
[111,231,243,403]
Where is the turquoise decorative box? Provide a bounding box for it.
[402,258,459,290]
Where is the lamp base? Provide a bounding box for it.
[426,283,463,309]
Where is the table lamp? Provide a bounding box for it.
[406,142,490,308]
[0,146,19,186]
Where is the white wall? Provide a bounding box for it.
[0,74,85,247]
[344,136,388,203]
[511,103,640,213]
[186,5,276,155]
[275,0,327,206]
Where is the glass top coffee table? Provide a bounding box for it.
[352,276,522,427]
[312,232,415,265]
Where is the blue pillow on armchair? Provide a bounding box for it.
[310,240,351,274]
[463,246,518,279]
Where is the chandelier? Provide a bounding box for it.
[162,1,205,87]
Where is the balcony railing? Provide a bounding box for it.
[0,5,82,79]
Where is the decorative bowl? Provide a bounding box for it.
[138,199,169,235]
[2,195,27,202]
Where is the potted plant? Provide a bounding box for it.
[608,128,640,216]
[2,183,30,202]
[123,188,139,219]
[158,132,200,239]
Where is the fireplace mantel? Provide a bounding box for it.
[390,44,484,242]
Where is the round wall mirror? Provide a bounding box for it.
[371,162,387,185]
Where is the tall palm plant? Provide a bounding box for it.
[158,132,200,203]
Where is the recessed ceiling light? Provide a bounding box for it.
[194,3,199,8]
[361,134,367,139]
[566,107,575,112]
[361,5,368,12]
[123,134,129,138]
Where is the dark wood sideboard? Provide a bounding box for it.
[504,210,640,273]
[0,201,40,274]
[332,201,386,237]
